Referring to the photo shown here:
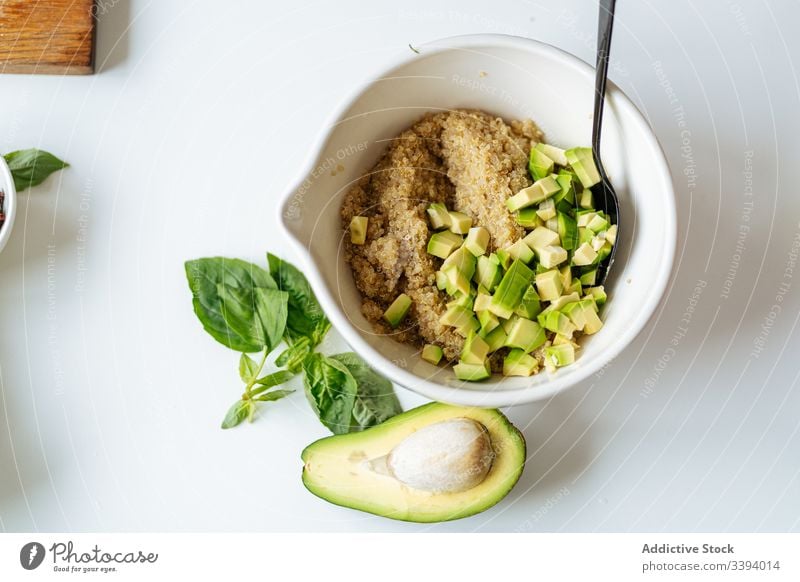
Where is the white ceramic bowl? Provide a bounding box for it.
[279,34,676,407]
[0,157,17,254]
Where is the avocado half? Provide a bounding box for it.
[301,402,527,523]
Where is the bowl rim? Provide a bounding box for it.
[0,156,17,254]
[278,33,677,407]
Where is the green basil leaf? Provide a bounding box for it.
[4,149,69,191]
[218,284,267,350]
[254,288,289,354]
[267,253,330,346]
[250,370,296,397]
[185,258,276,352]
[239,353,259,383]
[221,399,254,429]
[331,352,402,430]
[253,369,295,387]
[275,336,312,373]
[255,389,294,402]
[302,353,357,435]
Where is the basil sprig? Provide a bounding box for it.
[185,253,401,432]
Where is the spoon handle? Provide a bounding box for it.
[592,0,617,154]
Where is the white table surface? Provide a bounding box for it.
[0,0,798,532]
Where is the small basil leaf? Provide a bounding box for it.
[239,353,259,383]
[302,353,357,435]
[252,369,295,389]
[255,389,294,402]
[185,258,276,352]
[267,253,329,346]
[254,288,289,354]
[221,399,253,429]
[4,149,69,191]
[331,352,402,431]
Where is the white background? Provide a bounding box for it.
[0,0,798,532]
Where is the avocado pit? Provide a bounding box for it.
[372,417,496,493]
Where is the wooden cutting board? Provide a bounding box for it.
[0,0,96,74]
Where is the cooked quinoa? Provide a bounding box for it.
[341,110,544,365]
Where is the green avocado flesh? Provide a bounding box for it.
[301,403,526,523]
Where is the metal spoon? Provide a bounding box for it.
[591,0,620,286]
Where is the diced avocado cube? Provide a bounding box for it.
[489,259,534,319]
[582,307,604,335]
[561,301,588,331]
[515,285,542,318]
[535,143,568,166]
[506,240,534,264]
[579,268,597,286]
[504,318,546,352]
[538,245,568,268]
[579,188,594,209]
[503,349,539,377]
[448,211,473,234]
[554,172,576,205]
[464,227,490,256]
[506,176,561,212]
[453,359,491,381]
[383,294,412,328]
[594,242,613,264]
[500,314,519,334]
[587,214,609,233]
[591,236,606,252]
[349,216,369,245]
[545,217,559,232]
[605,224,618,246]
[577,211,596,227]
[442,246,477,279]
[495,249,513,271]
[515,207,542,228]
[545,344,576,368]
[529,147,555,180]
[579,297,599,313]
[552,334,575,347]
[578,227,594,247]
[585,286,607,306]
[572,242,598,266]
[447,292,474,310]
[557,212,579,251]
[461,331,491,365]
[523,226,561,251]
[566,280,582,296]
[477,309,500,336]
[535,269,563,301]
[435,270,448,290]
[474,290,492,312]
[455,315,481,337]
[421,344,443,365]
[427,203,451,230]
[439,305,473,328]
[559,264,572,289]
[540,311,576,337]
[427,231,463,259]
[474,255,502,292]
[441,264,471,296]
[565,147,601,189]
[536,198,556,221]
[541,292,581,313]
[483,326,508,352]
